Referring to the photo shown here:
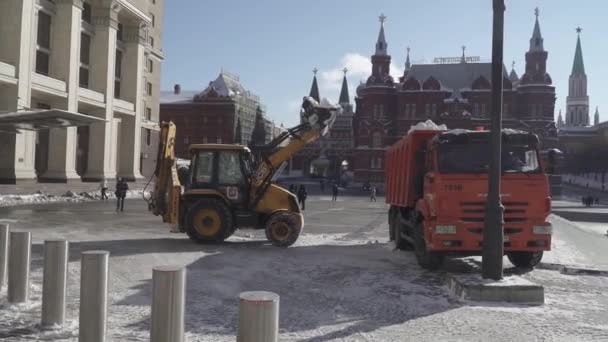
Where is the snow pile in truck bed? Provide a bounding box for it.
[407,120,448,134]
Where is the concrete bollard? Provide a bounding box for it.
[0,223,8,290]
[237,291,280,342]
[150,265,186,342]
[8,231,31,303]
[41,240,69,328]
[79,251,109,342]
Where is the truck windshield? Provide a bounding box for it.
[438,144,540,174]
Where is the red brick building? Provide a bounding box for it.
[160,71,269,158]
[352,12,557,183]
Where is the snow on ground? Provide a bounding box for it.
[0,190,149,207]
[0,199,608,341]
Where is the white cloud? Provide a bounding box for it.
[319,53,404,92]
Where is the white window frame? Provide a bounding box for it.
[36,7,54,76]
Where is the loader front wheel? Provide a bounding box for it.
[185,198,234,243]
[265,212,301,248]
[507,251,543,269]
[413,222,444,270]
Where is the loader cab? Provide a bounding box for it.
[187,144,253,204]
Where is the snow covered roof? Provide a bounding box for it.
[199,72,246,98]
[406,62,508,93]
[160,90,198,104]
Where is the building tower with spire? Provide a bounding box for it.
[338,68,352,111]
[566,27,589,127]
[519,8,555,120]
[309,67,320,102]
[594,107,600,126]
[509,61,519,87]
[557,110,564,129]
[367,14,393,85]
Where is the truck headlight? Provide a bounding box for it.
[435,225,456,234]
[533,225,552,235]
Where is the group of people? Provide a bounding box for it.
[581,195,600,207]
[100,177,129,212]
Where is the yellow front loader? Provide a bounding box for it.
[148,96,339,247]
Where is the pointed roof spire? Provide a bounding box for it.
[571,27,586,75]
[338,68,350,105]
[375,13,388,55]
[557,109,564,128]
[405,46,411,70]
[460,45,466,63]
[309,68,320,102]
[509,60,519,82]
[529,7,544,52]
[594,106,600,126]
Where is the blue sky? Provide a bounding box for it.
[161,0,607,127]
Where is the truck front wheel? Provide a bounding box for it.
[507,251,543,269]
[413,222,444,270]
[265,212,302,248]
[185,198,234,243]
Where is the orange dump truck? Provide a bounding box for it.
[385,127,552,270]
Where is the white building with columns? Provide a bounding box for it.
[0,0,163,184]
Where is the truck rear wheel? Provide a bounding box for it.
[507,251,543,269]
[185,198,234,243]
[413,222,444,270]
[265,212,301,248]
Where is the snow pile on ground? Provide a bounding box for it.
[408,120,448,134]
[0,190,149,207]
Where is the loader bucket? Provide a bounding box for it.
[300,96,340,136]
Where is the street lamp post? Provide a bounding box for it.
[482,0,506,280]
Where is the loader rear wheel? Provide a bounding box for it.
[413,222,444,270]
[185,198,234,243]
[507,251,543,269]
[265,212,301,248]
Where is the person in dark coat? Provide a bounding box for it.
[331,183,339,202]
[115,177,129,212]
[297,185,308,210]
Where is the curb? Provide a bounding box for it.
[447,274,544,305]
[538,262,608,277]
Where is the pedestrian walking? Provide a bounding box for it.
[115,177,129,212]
[100,178,108,200]
[297,185,308,210]
[332,183,339,202]
[370,185,377,202]
[595,197,600,206]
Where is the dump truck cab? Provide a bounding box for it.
[386,126,552,270]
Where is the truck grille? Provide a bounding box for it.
[459,201,528,223]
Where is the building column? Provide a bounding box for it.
[83,3,119,181]
[0,0,37,184]
[40,0,83,182]
[117,23,146,181]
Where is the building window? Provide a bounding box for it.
[36,11,52,75]
[146,129,151,146]
[146,107,152,121]
[147,59,154,73]
[202,137,208,144]
[151,14,155,27]
[79,33,91,88]
[149,36,154,47]
[481,103,487,116]
[425,103,431,115]
[114,50,122,98]
[405,104,410,117]
[372,132,382,148]
[184,136,189,144]
[432,104,437,116]
[216,137,222,144]
[473,103,479,115]
[82,2,92,24]
[147,82,153,96]
[411,104,416,117]
[503,104,509,115]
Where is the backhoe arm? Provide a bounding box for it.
[149,121,181,231]
[250,96,340,192]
